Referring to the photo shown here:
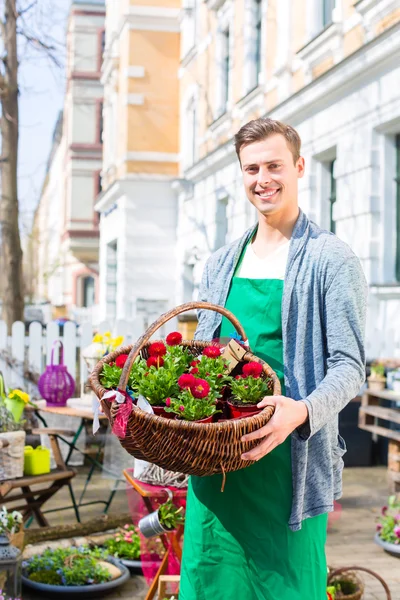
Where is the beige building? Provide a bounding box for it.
[177,0,400,357]
[96,0,180,325]
[32,0,105,321]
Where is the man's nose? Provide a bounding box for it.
[257,167,271,186]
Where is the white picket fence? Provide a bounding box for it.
[0,317,154,397]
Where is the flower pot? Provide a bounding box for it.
[374,532,400,557]
[227,400,261,420]
[4,397,25,422]
[0,431,26,479]
[22,557,130,599]
[138,509,173,539]
[367,377,386,392]
[152,405,174,419]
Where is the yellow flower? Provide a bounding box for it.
[103,331,111,338]
[92,334,103,343]
[110,336,124,349]
[9,389,30,404]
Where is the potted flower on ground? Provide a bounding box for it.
[138,492,185,539]
[367,362,386,391]
[101,524,143,572]
[21,545,130,598]
[227,362,272,419]
[375,495,400,557]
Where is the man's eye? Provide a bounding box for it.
[270,164,279,169]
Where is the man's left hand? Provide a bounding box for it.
[240,396,309,461]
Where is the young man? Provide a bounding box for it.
[179,118,367,600]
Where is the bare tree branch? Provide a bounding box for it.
[17,0,37,17]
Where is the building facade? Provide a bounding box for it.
[177,0,400,358]
[32,0,105,321]
[96,0,180,327]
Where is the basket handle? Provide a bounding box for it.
[51,340,64,366]
[118,301,248,391]
[328,566,391,600]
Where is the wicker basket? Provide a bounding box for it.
[89,302,279,478]
[328,566,392,600]
[0,431,26,480]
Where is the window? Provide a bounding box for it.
[106,241,117,319]
[185,98,197,167]
[322,0,335,28]
[222,29,230,109]
[328,159,337,234]
[396,135,400,281]
[244,0,263,92]
[254,0,262,84]
[214,195,228,250]
[216,26,230,116]
[98,101,104,143]
[82,276,95,308]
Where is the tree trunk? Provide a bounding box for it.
[0,0,24,331]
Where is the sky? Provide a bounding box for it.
[16,0,71,238]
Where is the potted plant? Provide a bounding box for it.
[138,491,185,538]
[4,390,30,424]
[367,362,386,391]
[375,495,400,557]
[102,524,141,571]
[227,362,272,419]
[0,507,23,599]
[21,545,130,598]
[0,402,26,480]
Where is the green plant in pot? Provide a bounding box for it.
[368,362,386,391]
[228,361,272,419]
[103,525,141,561]
[138,491,185,538]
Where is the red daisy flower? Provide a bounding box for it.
[179,405,185,411]
[165,398,171,407]
[190,360,200,367]
[190,367,199,374]
[115,354,129,368]
[203,346,221,359]
[148,341,167,358]
[235,375,242,380]
[146,356,164,369]
[178,374,196,389]
[192,378,210,399]
[242,361,263,379]
[166,331,183,346]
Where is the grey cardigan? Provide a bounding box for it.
[194,210,367,531]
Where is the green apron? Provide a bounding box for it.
[179,270,328,600]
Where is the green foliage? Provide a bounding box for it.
[0,400,23,432]
[194,356,231,394]
[163,345,193,377]
[103,525,141,560]
[24,546,112,587]
[370,362,385,378]
[29,570,63,585]
[230,375,271,405]
[0,506,23,536]
[99,363,122,390]
[158,499,184,531]
[165,389,220,421]
[138,368,180,406]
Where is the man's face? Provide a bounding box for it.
[240,134,305,219]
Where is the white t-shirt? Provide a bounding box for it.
[236,240,290,280]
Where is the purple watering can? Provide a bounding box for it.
[38,340,76,407]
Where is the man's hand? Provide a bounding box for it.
[240,396,308,461]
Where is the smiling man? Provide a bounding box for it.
[179,118,368,600]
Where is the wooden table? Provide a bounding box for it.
[33,404,116,513]
[359,389,400,491]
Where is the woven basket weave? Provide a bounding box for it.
[0,431,26,480]
[89,302,280,477]
[328,566,392,600]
